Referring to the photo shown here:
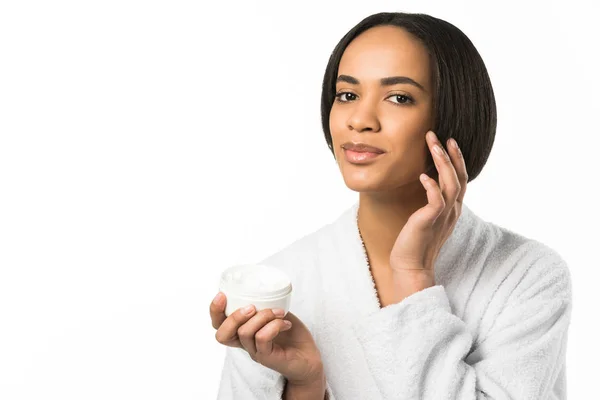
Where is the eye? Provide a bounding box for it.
[334,92,357,102]
[334,92,414,106]
[387,94,414,105]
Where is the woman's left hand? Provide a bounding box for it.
[389,130,469,284]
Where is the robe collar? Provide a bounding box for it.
[329,199,476,316]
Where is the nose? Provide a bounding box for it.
[347,101,381,132]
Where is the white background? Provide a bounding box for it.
[1,0,598,398]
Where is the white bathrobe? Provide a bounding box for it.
[216,201,573,399]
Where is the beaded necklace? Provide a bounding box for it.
[356,207,381,308]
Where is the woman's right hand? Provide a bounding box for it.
[209,292,325,386]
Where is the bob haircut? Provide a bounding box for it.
[320,12,497,183]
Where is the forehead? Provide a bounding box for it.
[338,25,431,88]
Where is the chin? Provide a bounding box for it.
[340,167,425,193]
[345,182,382,193]
[340,171,389,192]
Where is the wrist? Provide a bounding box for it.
[392,269,435,287]
[391,270,435,302]
[284,381,326,400]
[284,369,326,400]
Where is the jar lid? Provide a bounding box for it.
[219,264,292,299]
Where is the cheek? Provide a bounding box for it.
[393,135,425,158]
[329,111,343,135]
[329,119,346,149]
[386,137,432,175]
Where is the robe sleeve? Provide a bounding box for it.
[216,346,335,399]
[216,346,286,399]
[351,252,572,399]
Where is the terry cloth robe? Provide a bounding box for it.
[216,201,573,399]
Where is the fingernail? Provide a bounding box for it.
[241,304,255,315]
[427,130,436,140]
[283,320,292,329]
[272,308,285,317]
[449,138,458,149]
[212,292,223,305]
[433,144,443,155]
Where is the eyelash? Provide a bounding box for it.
[334,91,415,106]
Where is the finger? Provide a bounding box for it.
[426,131,460,206]
[419,172,445,225]
[209,292,227,330]
[215,304,257,347]
[255,318,293,356]
[238,308,285,356]
[446,138,468,204]
[427,131,460,202]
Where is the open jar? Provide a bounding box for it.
[218,264,293,317]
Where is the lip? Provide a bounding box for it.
[343,148,384,164]
[341,142,385,153]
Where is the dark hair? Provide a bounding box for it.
[320,12,497,183]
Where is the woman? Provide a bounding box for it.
[209,12,572,399]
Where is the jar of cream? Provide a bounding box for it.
[219,264,293,317]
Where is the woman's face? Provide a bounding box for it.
[330,25,435,193]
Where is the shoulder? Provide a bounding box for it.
[254,220,336,328]
[447,204,572,303]
[256,204,352,278]
[480,216,572,303]
[257,223,329,275]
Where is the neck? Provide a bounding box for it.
[357,178,430,272]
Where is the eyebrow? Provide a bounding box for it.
[336,74,426,92]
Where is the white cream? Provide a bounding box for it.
[219,264,293,317]
[223,265,289,293]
